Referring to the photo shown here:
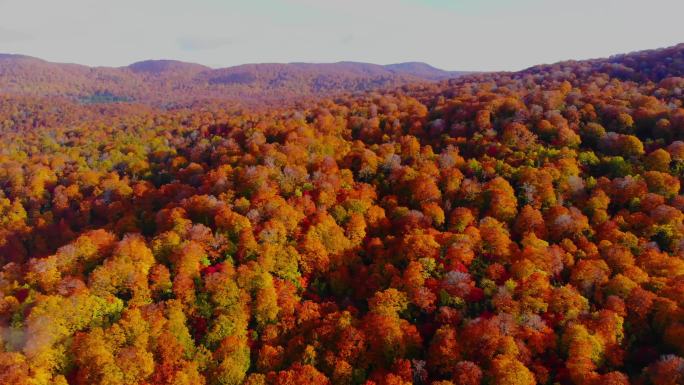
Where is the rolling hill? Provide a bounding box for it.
[0,55,466,106]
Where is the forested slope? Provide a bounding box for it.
[1,44,684,385]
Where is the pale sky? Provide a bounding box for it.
[0,0,683,71]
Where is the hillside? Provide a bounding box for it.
[515,42,684,83]
[384,61,463,80]
[1,43,684,385]
[0,55,466,106]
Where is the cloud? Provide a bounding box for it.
[0,27,32,43]
[176,36,234,51]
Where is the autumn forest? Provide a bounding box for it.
[1,43,684,385]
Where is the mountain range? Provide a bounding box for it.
[0,54,466,106]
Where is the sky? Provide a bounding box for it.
[0,0,683,71]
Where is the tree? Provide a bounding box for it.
[88,234,155,305]
[452,361,482,385]
[645,149,672,172]
[211,336,250,385]
[301,212,352,274]
[484,177,518,222]
[427,325,461,376]
[647,355,684,385]
[71,309,155,385]
[490,355,536,385]
[479,217,513,262]
[266,364,330,385]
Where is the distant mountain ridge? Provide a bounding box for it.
[0,54,467,106]
[127,59,211,74]
[383,61,463,80]
[126,59,461,79]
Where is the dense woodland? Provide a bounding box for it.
[1,44,684,385]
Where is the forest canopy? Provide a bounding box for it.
[1,43,684,385]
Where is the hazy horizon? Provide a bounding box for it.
[1,0,683,72]
[0,52,469,72]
